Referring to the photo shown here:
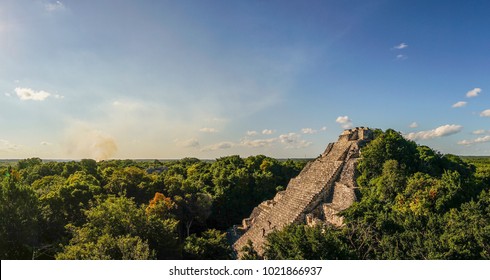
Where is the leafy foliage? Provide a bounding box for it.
[56,195,179,260]
[263,225,353,260]
[0,171,40,259]
[341,129,489,259]
[239,240,262,260]
[0,156,305,259]
[183,229,233,260]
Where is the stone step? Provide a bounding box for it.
[234,129,370,257]
[330,182,356,210]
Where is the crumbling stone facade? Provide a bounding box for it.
[233,127,372,257]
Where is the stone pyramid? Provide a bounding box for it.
[233,127,373,257]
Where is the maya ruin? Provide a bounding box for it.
[233,127,373,257]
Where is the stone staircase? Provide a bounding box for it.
[233,127,372,257]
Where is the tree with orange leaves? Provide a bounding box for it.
[146,192,175,219]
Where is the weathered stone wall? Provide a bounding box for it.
[233,127,372,258]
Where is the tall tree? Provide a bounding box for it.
[0,168,40,259]
[174,192,212,237]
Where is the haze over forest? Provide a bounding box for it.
[1,0,489,160]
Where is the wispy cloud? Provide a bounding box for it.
[45,1,65,12]
[301,126,327,134]
[14,87,63,101]
[240,138,277,148]
[409,122,419,128]
[262,129,275,135]
[452,101,467,108]
[466,88,481,98]
[246,130,258,136]
[15,87,51,101]
[480,109,490,117]
[395,54,408,60]
[199,127,219,133]
[405,124,463,140]
[218,131,313,150]
[472,129,487,135]
[279,133,312,149]
[336,116,353,129]
[391,43,408,60]
[301,128,317,134]
[458,135,490,146]
[201,141,233,151]
[0,139,22,152]
[393,42,408,49]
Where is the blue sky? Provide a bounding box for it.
[1,0,489,160]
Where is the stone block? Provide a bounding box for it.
[233,127,372,258]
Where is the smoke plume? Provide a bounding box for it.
[65,123,118,161]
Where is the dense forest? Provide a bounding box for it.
[0,154,306,259]
[1,129,490,259]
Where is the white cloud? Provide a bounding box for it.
[301,126,327,134]
[15,87,53,101]
[405,124,463,140]
[480,109,490,117]
[466,88,481,98]
[472,129,487,135]
[458,135,490,146]
[262,129,275,135]
[409,122,419,128]
[241,131,311,149]
[457,140,472,145]
[336,116,351,124]
[336,116,353,129]
[13,87,63,101]
[396,54,407,60]
[393,43,408,49]
[204,130,313,151]
[279,133,298,144]
[301,128,317,134]
[40,141,52,146]
[452,101,467,108]
[45,1,65,12]
[246,130,258,136]
[278,133,312,149]
[4,92,11,97]
[201,141,233,151]
[241,138,277,148]
[199,127,218,133]
[471,136,490,144]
